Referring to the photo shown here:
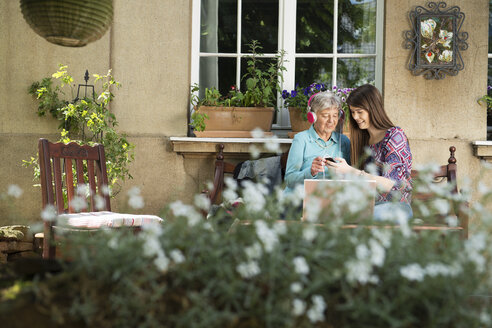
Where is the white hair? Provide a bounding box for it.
[309,91,341,113]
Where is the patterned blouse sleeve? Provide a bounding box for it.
[381,127,412,194]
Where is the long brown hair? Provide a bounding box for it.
[346,84,394,168]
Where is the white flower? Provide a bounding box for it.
[222,188,239,202]
[273,221,287,235]
[400,263,425,281]
[438,50,453,62]
[94,194,107,210]
[302,225,318,242]
[101,184,111,196]
[249,145,261,159]
[169,201,202,226]
[304,197,321,223]
[307,295,326,323]
[108,237,118,249]
[71,196,87,212]
[242,181,266,213]
[290,282,302,293]
[224,177,238,191]
[154,253,170,272]
[41,204,57,222]
[170,249,185,264]
[194,193,211,211]
[292,298,306,316]
[251,128,265,139]
[445,215,458,227]
[293,256,310,275]
[254,220,278,253]
[264,136,281,154]
[143,237,162,258]
[245,242,263,260]
[369,239,385,267]
[128,187,144,209]
[421,18,436,39]
[76,184,89,197]
[432,199,450,215]
[142,221,163,236]
[438,30,453,48]
[345,259,372,284]
[7,184,23,198]
[371,229,392,248]
[236,260,260,278]
[355,244,370,260]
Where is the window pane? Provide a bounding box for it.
[295,58,333,87]
[296,0,334,53]
[199,57,236,97]
[337,58,375,88]
[201,0,237,53]
[241,0,278,53]
[338,0,376,54]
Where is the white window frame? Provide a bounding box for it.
[191,0,384,129]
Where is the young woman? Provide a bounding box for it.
[284,91,351,194]
[327,84,413,220]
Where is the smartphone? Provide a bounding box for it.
[324,157,336,163]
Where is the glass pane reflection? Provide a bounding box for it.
[201,0,237,53]
[338,0,376,54]
[295,58,333,87]
[199,57,236,97]
[242,0,278,53]
[296,0,334,53]
[337,58,375,88]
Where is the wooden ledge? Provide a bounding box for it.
[170,136,293,158]
[472,140,492,162]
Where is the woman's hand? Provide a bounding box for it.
[310,156,326,177]
[326,157,358,175]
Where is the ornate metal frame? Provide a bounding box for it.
[404,2,468,80]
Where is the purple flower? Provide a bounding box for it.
[303,88,309,96]
[282,90,290,99]
[488,85,492,91]
[291,90,298,97]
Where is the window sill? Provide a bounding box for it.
[472,141,492,162]
[170,137,293,158]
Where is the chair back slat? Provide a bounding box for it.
[65,159,75,213]
[76,159,85,186]
[87,160,97,211]
[52,157,65,214]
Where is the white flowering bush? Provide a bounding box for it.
[2,165,492,327]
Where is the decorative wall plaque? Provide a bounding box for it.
[404,2,468,80]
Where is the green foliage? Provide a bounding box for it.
[4,164,492,327]
[25,64,134,194]
[190,40,286,131]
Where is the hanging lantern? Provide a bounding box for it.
[20,0,113,47]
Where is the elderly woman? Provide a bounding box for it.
[284,91,351,194]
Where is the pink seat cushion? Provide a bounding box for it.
[57,211,163,228]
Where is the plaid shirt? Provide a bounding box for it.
[365,126,413,204]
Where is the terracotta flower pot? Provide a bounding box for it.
[288,107,311,133]
[193,106,274,138]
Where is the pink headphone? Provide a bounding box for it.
[306,92,345,124]
[306,93,318,123]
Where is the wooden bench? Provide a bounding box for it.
[204,145,469,238]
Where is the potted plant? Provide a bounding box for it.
[190,40,286,137]
[478,86,492,140]
[282,84,353,138]
[24,65,134,195]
